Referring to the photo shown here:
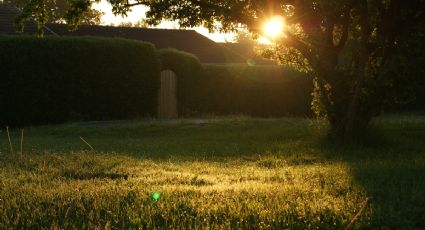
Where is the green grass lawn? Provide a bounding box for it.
[0,115,424,229]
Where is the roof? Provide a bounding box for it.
[220,43,277,65]
[0,3,56,36]
[0,3,265,64]
[46,24,244,63]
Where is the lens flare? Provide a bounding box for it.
[152,192,161,200]
[246,59,256,66]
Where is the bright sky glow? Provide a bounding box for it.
[258,36,273,45]
[263,16,285,39]
[93,1,235,42]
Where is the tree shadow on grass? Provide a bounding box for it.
[1,118,317,160]
[350,161,425,229]
[319,121,425,229]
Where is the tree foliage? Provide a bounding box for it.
[139,0,425,141]
[8,0,103,36]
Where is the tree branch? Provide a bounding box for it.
[335,7,351,52]
[325,17,336,48]
[279,32,326,76]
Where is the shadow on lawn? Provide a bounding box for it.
[320,122,425,229]
[349,161,425,229]
[1,118,317,160]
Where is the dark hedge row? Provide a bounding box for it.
[196,64,313,117]
[1,37,314,126]
[0,36,160,126]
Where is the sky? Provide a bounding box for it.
[92,1,236,42]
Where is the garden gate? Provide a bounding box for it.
[158,70,178,118]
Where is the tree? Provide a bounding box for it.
[118,20,148,28]
[18,0,425,142]
[9,0,103,36]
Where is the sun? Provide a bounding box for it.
[263,16,285,39]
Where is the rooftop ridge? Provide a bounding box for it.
[49,23,199,33]
[1,3,247,63]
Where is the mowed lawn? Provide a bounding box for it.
[0,115,424,229]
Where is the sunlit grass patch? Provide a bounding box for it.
[0,152,364,229]
[0,115,424,228]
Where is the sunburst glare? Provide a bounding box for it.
[263,16,285,39]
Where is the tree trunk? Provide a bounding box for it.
[321,0,373,143]
[315,71,372,143]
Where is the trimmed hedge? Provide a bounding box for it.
[158,50,312,117]
[157,48,204,115]
[197,64,313,116]
[0,36,313,126]
[0,36,160,126]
